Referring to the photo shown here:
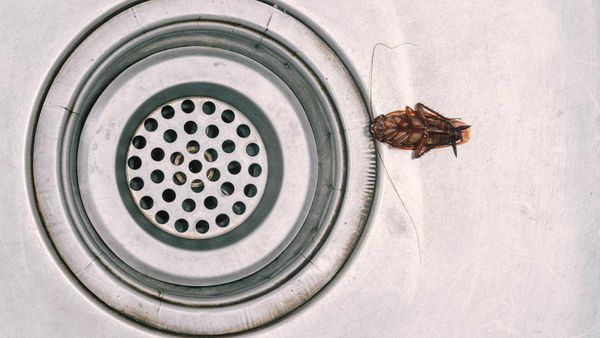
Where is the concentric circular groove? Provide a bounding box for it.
[31,0,376,335]
[126,97,268,239]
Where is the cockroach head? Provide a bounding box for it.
[369,114,387,142]
[451,123,471,157]
[456,124,471,144]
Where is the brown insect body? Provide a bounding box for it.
[370,103,471,158]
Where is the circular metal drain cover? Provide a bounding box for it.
[29,0,377,335]
[126,97,267,239]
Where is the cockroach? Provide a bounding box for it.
[369,103,471,158]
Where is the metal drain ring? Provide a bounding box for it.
[126,97,267,239]
[29,0,377,335]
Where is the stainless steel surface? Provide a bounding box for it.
[1,0,600,337]
[21,0,375,335]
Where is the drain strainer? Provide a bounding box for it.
[126,97,267,239]
[29,0,377,335]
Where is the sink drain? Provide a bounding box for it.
[126,97,267,239]
[29,0,377,335]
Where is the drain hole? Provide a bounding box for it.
[237,124,250,138]
[189,160,202,173]
[204,149,218,162]
[221,109,235,123]
[204,196,218,209]
[191,179,205,193]
[216,214,230,228]
[128,156,142,170]
[249,164,262,177]
[221,182,234,196]
[206,125,219,138]
[151,170,164,183]
[246,143,259,156]
[174,219,189,232]
[132,136,146,149]
[181,100,195,113]
[202,101,216,115]
[173,172,187,185]
[186,140,200,154]
[170,152,184,166]
[182,199,196,212]
[222,140,235,153]
[155,210,169,224]
[129,177,144,191]
[161,105,175,119]
[140,196,154,210]
[244,184,257,197]
[151,148,165,161]
[164,129,177,143]
[144,118,158,132]
[196,220,209,234]
[232,202,246,215]
[227,161,241,175]
[207,168,221,182]
[184,121,198,134]
[162,189,176,202]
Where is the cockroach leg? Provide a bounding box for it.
[416,103,439,116]
[413,137,427,158]
[417,103,454,126]
[413,104,427,123]
[405,107,415,129]
[416,145,434,158]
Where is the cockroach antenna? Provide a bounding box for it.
[367,42,423,262]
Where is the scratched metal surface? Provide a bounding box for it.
[1,0,599,337]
